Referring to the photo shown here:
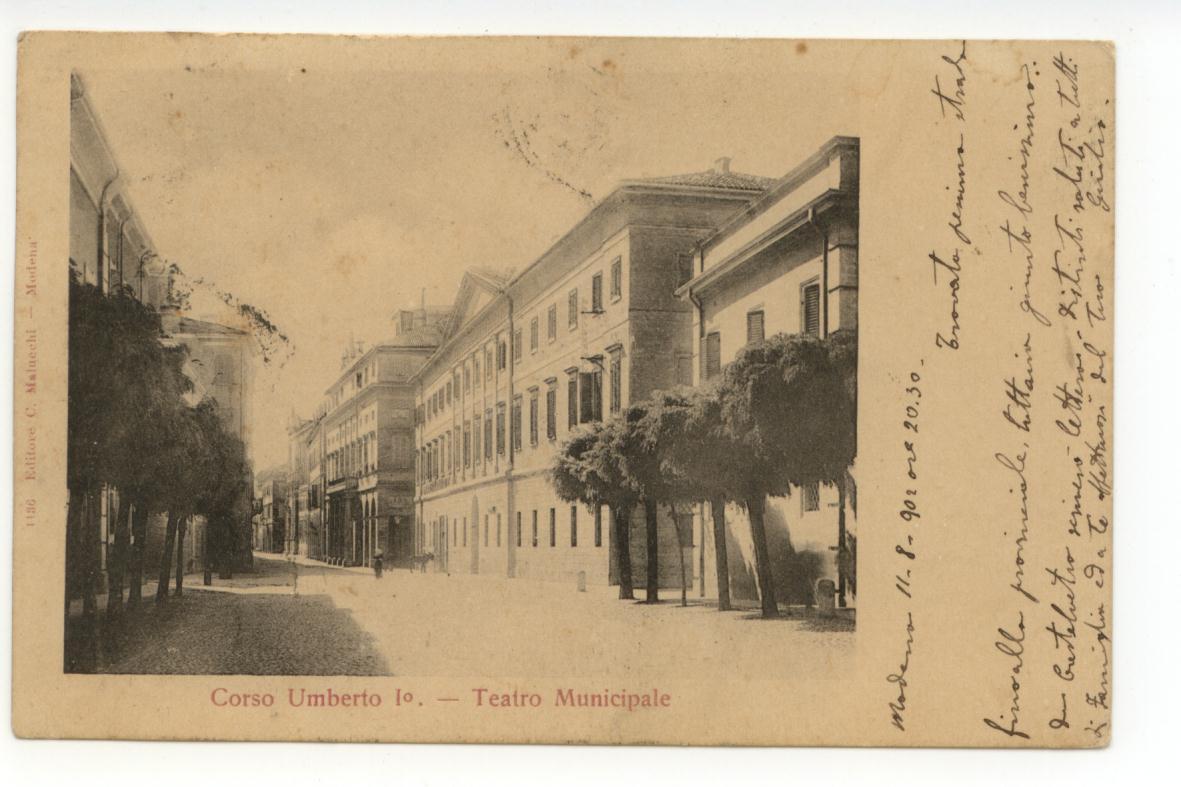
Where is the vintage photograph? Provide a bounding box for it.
[63,59,859,678]
[18,33,1113,747]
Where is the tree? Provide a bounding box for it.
[609,403,675,604]
[718,330,858,618]
[67,275,192,666]
[643,386,744,611]
[153,399,215,604]
[552,423,636,600]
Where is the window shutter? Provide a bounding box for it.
[803,283,821,336]
[746,310,765,344]
[579,372,594,423]
[705,332,722,380]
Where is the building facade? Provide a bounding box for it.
[412,162,777,587]
[314,311,444,567]
[254,468,288,554]
[679,136,860,607]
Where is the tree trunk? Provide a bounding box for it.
[65,487,84,631]
[127,503,149,608]
[611,504,634,600]
[644,498,659,604]
[745,494,779,618]
[77,489,101,671]
[174,517,187,596]
[156,512,179,604]
[837,475,848,608]
[710,495,732,612]
[667,503,687,607]
[105,495,132,621]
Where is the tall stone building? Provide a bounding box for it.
[313,308,447,567]
[412,160,775,587]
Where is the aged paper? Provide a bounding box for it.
[12,33,1113,746]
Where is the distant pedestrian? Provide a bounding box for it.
[373,551,384,580]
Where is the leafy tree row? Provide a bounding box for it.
[67,274,251,670]
[552,329,856,618]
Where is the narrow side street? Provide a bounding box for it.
[94,554,853,678]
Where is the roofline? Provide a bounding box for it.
[700,135,858,254]
[324,340,437,397]
[409,179,762,385]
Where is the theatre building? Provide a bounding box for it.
[412,161,777,587]
[678,135,860,607]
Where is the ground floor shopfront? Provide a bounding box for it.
[322,480,415,567]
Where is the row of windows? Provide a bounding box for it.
[418,352,623,483]
[701,281,822,381]
[439,506,605,550]
[420,257,625,425]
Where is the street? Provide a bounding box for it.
[95,553,853,677]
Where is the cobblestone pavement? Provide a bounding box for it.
[97,557,389,675]
[95,553,854,678]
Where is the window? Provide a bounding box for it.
[497,339,507,370]
[594,506,603,547]
[591,272,603,312]
[803,481,821,512]
[446,381,452,405]
[511,397,522,451]
[472,415,481,464]
[551,508,558,547]
[546,383,557,439]
[496,403,506,455]
[484,410,493,460]
[529,390,539,446]
[569,506,577,547]
[802,281,821,336]
[609,349,622,414]
[704,332,722,380]
[568,289,579,329]
[530,317,539,352]
[747,310,766,344]
[610,256,622,300]
[485,347,494,380]
[567,373,578,429]
[513,328,523,364]
[484,515,489,547]
[547,304,558,341]
[356,371,363,389]
[532,510,539,548]
[676,253,694,288]
[462,516,467,547]
[462,422,471,468]
[517,512,522,547]
[579,370,603,423]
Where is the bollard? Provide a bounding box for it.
[577,570,587,593]
[816,578,836,618]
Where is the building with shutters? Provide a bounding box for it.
[678,135,860,607]
[411,160,777,586]
[310,308,447,567]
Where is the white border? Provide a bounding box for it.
[3,2,1178,785]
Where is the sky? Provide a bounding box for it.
[81,37,866,469]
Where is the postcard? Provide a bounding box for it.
[12,33,1113,745]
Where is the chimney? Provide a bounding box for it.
[713,156,731,174]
